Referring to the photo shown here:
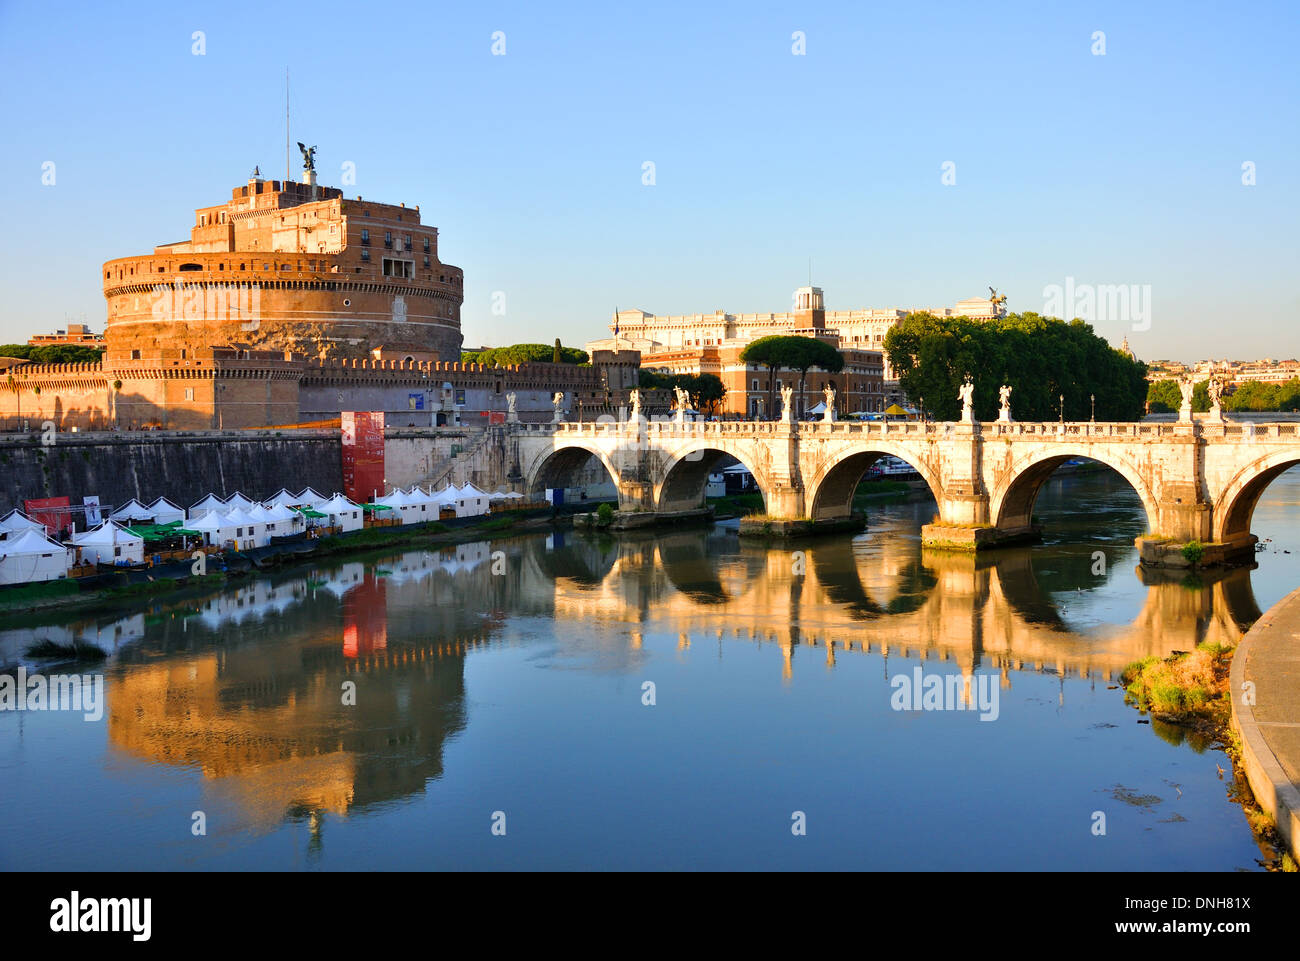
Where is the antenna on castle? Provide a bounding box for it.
[285,68,290,182]
[808,257,812,286]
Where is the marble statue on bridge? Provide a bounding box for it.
[998,384,1014,423]
[1207,377,1225,423]
[958,376,976,424]
[506,392,518,424]
[780,384,794,424]
[629,388,641,423]
[823,385,837,423]
[1178,375,1195,423]
[552,392,565,424]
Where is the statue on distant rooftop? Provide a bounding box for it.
[297,142,317,171]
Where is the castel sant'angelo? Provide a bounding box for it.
[1,150,626,430]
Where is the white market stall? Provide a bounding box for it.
[72,521,145,566]
[0,529,71,585]
[321,494,365,533]
[147,497,187,526]
[189,494,227,519]
[188,510,239,549]
[455,483,491,518]
[110,499,154,525]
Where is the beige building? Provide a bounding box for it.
[586,286,1004,409]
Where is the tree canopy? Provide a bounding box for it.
[1146,377,1300,413]
[460,343,589,366]
[883,312,1148,421]
[740,335,844,416]
[0,344,104,364]
[638,370,727,413]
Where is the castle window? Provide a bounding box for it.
[184,388,194,401]
[343,299,351,307]
[384,232,392,249]
[423,237,430,253]
[131,350,141,360]
[424,256,430,268]
[360,249,370,262]
[361,228,369,245]
[404,235,412,250]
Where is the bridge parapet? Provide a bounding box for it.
[507,418,1300,561]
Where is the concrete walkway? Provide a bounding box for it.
[1230,585,1300,861]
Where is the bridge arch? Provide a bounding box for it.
[1212,451,1300,545]
[522,441,621,502]
[653,440,771,514]
[804,444,943,522]
[990,447,1159,535]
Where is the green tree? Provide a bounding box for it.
[461,343,589,366]
[885,312,1147,421]
[740,335,843,418]
[1146,379,1181,413]
[0,344,103,364]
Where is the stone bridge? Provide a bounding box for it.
[508,418,1300,564]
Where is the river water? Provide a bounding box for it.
[2,467,1298,871]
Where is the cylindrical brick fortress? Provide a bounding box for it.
[103,174,464,363]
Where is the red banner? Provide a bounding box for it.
[23,496,70,535]
[341,411,385,503]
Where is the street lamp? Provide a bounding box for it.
[1059,393,1064,426]
[1090,393,1095,423]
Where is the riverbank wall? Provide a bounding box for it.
[1230,585,1300,862]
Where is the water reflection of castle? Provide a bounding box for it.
[4,528,1262,845]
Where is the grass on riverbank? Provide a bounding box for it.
[1121,641,1297,871]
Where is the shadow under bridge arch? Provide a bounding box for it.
[655,445,769,514]
[525,442,621,503]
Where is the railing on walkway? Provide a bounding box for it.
[517,419,1300,441]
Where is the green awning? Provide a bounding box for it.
[364,503,393,511]
[296,508,327,519]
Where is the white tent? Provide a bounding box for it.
[456,483,491,518]
[72,521,145,566]
[0,528,70,585]
[321,493,364,533]
[263,502,304,535]
[295,487,328,508]
[376,488,421,525]
[432,486,460,508]
[403,486,439,522]
[188,510,239,548]
[222,507,266,549]
[224,492,255,513]
[146,497,186,526]
[248,502,277,528]
[110,499,153,524]
[0,509,46,537]
[265,488,300,509]
[487,490,509,501]
[190,493,227,518]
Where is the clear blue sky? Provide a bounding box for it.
[1,0,1295,362]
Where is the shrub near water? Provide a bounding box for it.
[1121,642,1233,717]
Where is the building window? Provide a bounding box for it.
[382,258,413,278]
[184,388,194,401]
[423,256,430,268]
[404,235,412,251]
[361,229,369,245]
[130,349,141,360]
[361,249,370,262]
[423,237,430,253]
[384,231,393,249]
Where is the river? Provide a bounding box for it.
[2,466,1298,870]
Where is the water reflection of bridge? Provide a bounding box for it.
[0,527,1265,848]
[530,529,1261,682]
